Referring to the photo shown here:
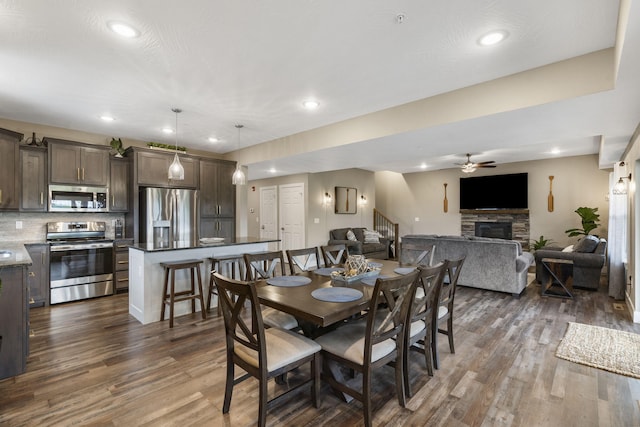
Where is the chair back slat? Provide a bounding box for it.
[367,271,420,349]
[411,263,447,326]
[214,273,264,357]
[439,257,465,307]
[321,244,349,267]
[244,251,286,280]
[400,242,435,267]
[286,247,320,275]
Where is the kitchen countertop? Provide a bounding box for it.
[129,236,280,253]
[0,242,34,269]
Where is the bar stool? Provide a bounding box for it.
[207,255,246,315]
[160,259,207,328]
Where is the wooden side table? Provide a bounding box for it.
[541,258,574,299]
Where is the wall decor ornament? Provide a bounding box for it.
[548,176,554,212]
[443,183,448,213]
[335,186,357,214]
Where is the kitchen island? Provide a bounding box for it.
[0,243,32,379]
[128,237,279,324]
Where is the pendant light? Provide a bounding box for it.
[232,124,247,185]
[168,108,185,180]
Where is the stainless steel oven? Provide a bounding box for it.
[47,222,114,304]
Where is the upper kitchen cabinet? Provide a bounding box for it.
[46,138,109,186]
[110,157,130,212]
[134,149,198,188]
[200,159,236,217]
[0,128,23,210]
[20,146,47,211]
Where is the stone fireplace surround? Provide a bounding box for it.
[460,209,530,251]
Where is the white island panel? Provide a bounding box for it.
[129,242,269,324]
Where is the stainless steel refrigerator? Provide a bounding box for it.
[139,187,199,247]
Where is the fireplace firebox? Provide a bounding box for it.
[475,222,512,240]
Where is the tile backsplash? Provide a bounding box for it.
[0,212,126,242]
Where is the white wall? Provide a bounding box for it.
[246,169,375,248]
[375,154,610,248]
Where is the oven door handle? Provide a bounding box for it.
[50,243,113,252]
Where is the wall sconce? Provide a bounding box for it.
[324,192,332,205]
[360,194,367,205]
[613,173,632,195]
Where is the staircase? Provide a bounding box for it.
[373,208,399,259]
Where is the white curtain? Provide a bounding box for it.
[608,163,628,300]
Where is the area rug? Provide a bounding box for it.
[556,322,640,379]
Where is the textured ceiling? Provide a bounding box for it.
[0,0,638,180]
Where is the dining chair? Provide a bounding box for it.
[315,270,420,427]
[432,257,465,369]
[402,262,447,397]
[321,243,349,267]
[399,242,435,267]
[286,247,321,275]
[244,251,298,330]
[213,273,321,427]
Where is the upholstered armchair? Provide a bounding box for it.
[534,236,607,290]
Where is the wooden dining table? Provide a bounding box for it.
[255,258,406,337]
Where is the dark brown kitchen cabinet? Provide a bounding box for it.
[200,217,235,240]
[0,266,29,380]
[113,239,133,293]
[199,159,235,239]
[136,150,198,188]
[47,139,109,186]
[20,147,47,211]
[0,128,23,210]
[199,159,236,218]
[110,158,130,212]
[25,244,49,307]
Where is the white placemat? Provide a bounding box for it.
[266,276,312,287]
[368,262,383,268]
[394,267,417,275]
[311,287,363,302]
[313,267,344,276]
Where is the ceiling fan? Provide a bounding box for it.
[457,153,496,174]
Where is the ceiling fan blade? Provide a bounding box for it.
[477,164,497,168]
[475,160,496,165]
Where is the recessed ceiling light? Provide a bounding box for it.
[208,137,219,143]
[100,115,115,122]
[162,127,174,134]
[478,30,508,46]
[550,148,561,155]
[107,21,140,38]
[420,163,427,170]
[302,100,319,110]
[269,168,277,174]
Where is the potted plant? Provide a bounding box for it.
[110,137,126,157]
[531,235,555,252]
[565,207,601,237]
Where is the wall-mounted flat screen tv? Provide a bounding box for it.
[459,173,528,209]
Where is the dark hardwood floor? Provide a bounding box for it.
[1,276,639,426]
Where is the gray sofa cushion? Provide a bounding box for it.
[574,235,600,253]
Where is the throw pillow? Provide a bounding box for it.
[346,229,358,242]
[562,245,574,252]
[363,229,380,244]
[574,235,600,253]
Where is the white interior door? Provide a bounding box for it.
[279,183,305,252]
[260,186,278,251]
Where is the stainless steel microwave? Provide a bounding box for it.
[49,185,109,212]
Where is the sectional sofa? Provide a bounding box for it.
[401,234,535,296]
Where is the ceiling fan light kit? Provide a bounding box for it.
[457,153,496,174]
